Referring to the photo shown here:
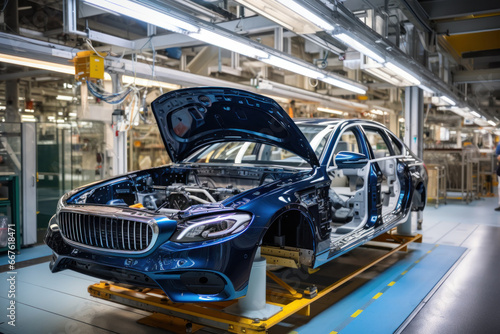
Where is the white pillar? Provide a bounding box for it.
[399,86,424,234]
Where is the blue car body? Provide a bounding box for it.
[45,87,427,302]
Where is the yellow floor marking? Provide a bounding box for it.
[388,281,396,286]
[427,250,432,253]
[330,332,338,334]
[415,260,420,263]
[373,292,383,300]
[351,309,363,318]
[401,270,408,275]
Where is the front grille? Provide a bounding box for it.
[59,211,155,252]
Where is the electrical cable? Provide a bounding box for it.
[86,80,132,104]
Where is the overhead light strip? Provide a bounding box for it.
[370,109,388,115]
[275,0,334,31]
[192,29,269,59]
[82,0,366,95]
[83,0,198,33]
[0,53,74,75]
[334,33,385,63]
[121,76,180,90]
[385,62,421,85]
[263,55,324,79]
[317,107,344,115]
[321,77,366,95]
[56,95,74,101]
[440,95,456,106]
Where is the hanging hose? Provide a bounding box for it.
[87,80,132,104]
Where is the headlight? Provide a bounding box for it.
[172,213,252,243]
[56,193,68,212]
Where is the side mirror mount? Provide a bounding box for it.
[335,151,369,169]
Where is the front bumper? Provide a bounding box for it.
[45,216,255,303]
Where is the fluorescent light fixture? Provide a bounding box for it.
[364,67,403,86]
[190,29,269,59]
[85,0,268,60]
[21,114,36,122]
[0,106,6,110]
[275,0,334,31]
[263,55,325,79]
[418,84,434,94]
[321,77,366,95]
[385,62,421,85]
[334,33,385,63]
[48,116,55,120]
[0,53,74,75]
[370,109,388,115]
[317,107,344,115]
[122,75,180,90]
[25,109,34,113]
[440,95,456,106]
[399,117,405,122]
[56,95,73,101]
[234,0,320,34]
[488,120,497,126]
[68,112,77,117]
[58,112,64,116]
[83,0,198,33]
[470,111,481,118]
[56,119,65,123]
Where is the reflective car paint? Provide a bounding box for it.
[45,88,427,303]
[151,87,320,166]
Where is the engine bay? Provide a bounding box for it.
[69,164,295,214]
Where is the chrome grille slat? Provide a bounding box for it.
[127,221,131,250]
[121,219,125,250]
[83,215,88,245]
[78,214,82,243]
[104,218,109,248]
[93,215,98,246]
[99,216,104,248]
[140,223,143,250]
[133,222,137,250]
[59,210,154,252]
[71,213,76,241]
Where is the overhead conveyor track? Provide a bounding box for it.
[88,232,422,334]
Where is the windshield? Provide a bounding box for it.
[184,123,336,166]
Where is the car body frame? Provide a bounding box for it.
[45,87,427,302]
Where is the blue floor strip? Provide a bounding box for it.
[290,242,466,334]
[0,244,52,266]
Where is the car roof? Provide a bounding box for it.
[293,118,387,128]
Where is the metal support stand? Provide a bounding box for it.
[224,248,282,320]
[400,86,423,235]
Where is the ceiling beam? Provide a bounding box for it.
[0,70,53,81]
[462,48,500,59]
[96,16,280,54]
[393,0,432,33]
[454,68,500,84]
[435,15,500,35]
[419,0,500,20]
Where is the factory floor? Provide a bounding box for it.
[0,196,499,334]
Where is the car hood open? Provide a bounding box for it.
[151,87,320,166]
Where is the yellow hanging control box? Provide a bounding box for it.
[72,50,106,81]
